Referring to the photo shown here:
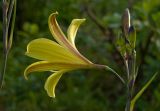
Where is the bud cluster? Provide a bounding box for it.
[116,8,136,58]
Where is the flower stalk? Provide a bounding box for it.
[117,8,158,111]
[94,64,125,84]
[125,50,136,111]
[118,8,137,111]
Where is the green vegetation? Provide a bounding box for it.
[0,0,160,111]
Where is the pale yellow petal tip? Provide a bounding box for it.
[24,69,29,80]
[49,11,59,19]
[44,80,56,98]
[54,11,59,15]
[72,18,86,23]
[49,93,56,98]
[50,92,56,98]
[24,63,33,80]
[44,84,56,98]
[51,11,59,15]
[44,71,64,98]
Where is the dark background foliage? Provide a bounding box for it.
[0,0,160,111]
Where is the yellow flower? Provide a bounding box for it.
[24,12,96,98]
[24,12,124,98]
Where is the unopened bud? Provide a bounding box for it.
[121,8,130,37]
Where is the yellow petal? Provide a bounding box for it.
[44,70,66,98]
[48,12,70,47]
[24,61,90,79]
[26,38,85,64]
[67,19,86,47]
[48,13,92,64]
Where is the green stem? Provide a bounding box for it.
[131,51,136,96]
[125,59,131,111]
[1,0,8,87]
[0,53,8,88]
[124,60,130,81]
[125,50,136,111]
[95,64,125,84]
[0,0,16,87]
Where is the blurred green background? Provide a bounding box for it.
[0,0,160,111]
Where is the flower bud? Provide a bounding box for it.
[121,8,130,37]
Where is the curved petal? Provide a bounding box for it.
[44,70,66,98]
[67,19,86,47]
[24,61,54,79]
[48,12,69,47]
[49,13,92,64]
[26,38,85,64]
[24,61,90,79]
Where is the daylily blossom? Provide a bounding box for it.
[24,12,124,98]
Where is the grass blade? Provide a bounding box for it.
[8,0,16,50]
[130,72,158,111]
[0,0,16,87]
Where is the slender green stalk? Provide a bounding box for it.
[125,50,136,111]
[130,72,158,111]
[131,51,136,95]
[2,0,8,53]
[125,59,131,111]
[125,85,131,111]
[124,60,130,81]
[1,0,8,87]
[8,0,17,50]
[95,64,125,85]
[0,53,9,88]
[0,0,16,87]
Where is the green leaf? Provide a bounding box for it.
[130,72,158,111]
[116,32,126,56]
